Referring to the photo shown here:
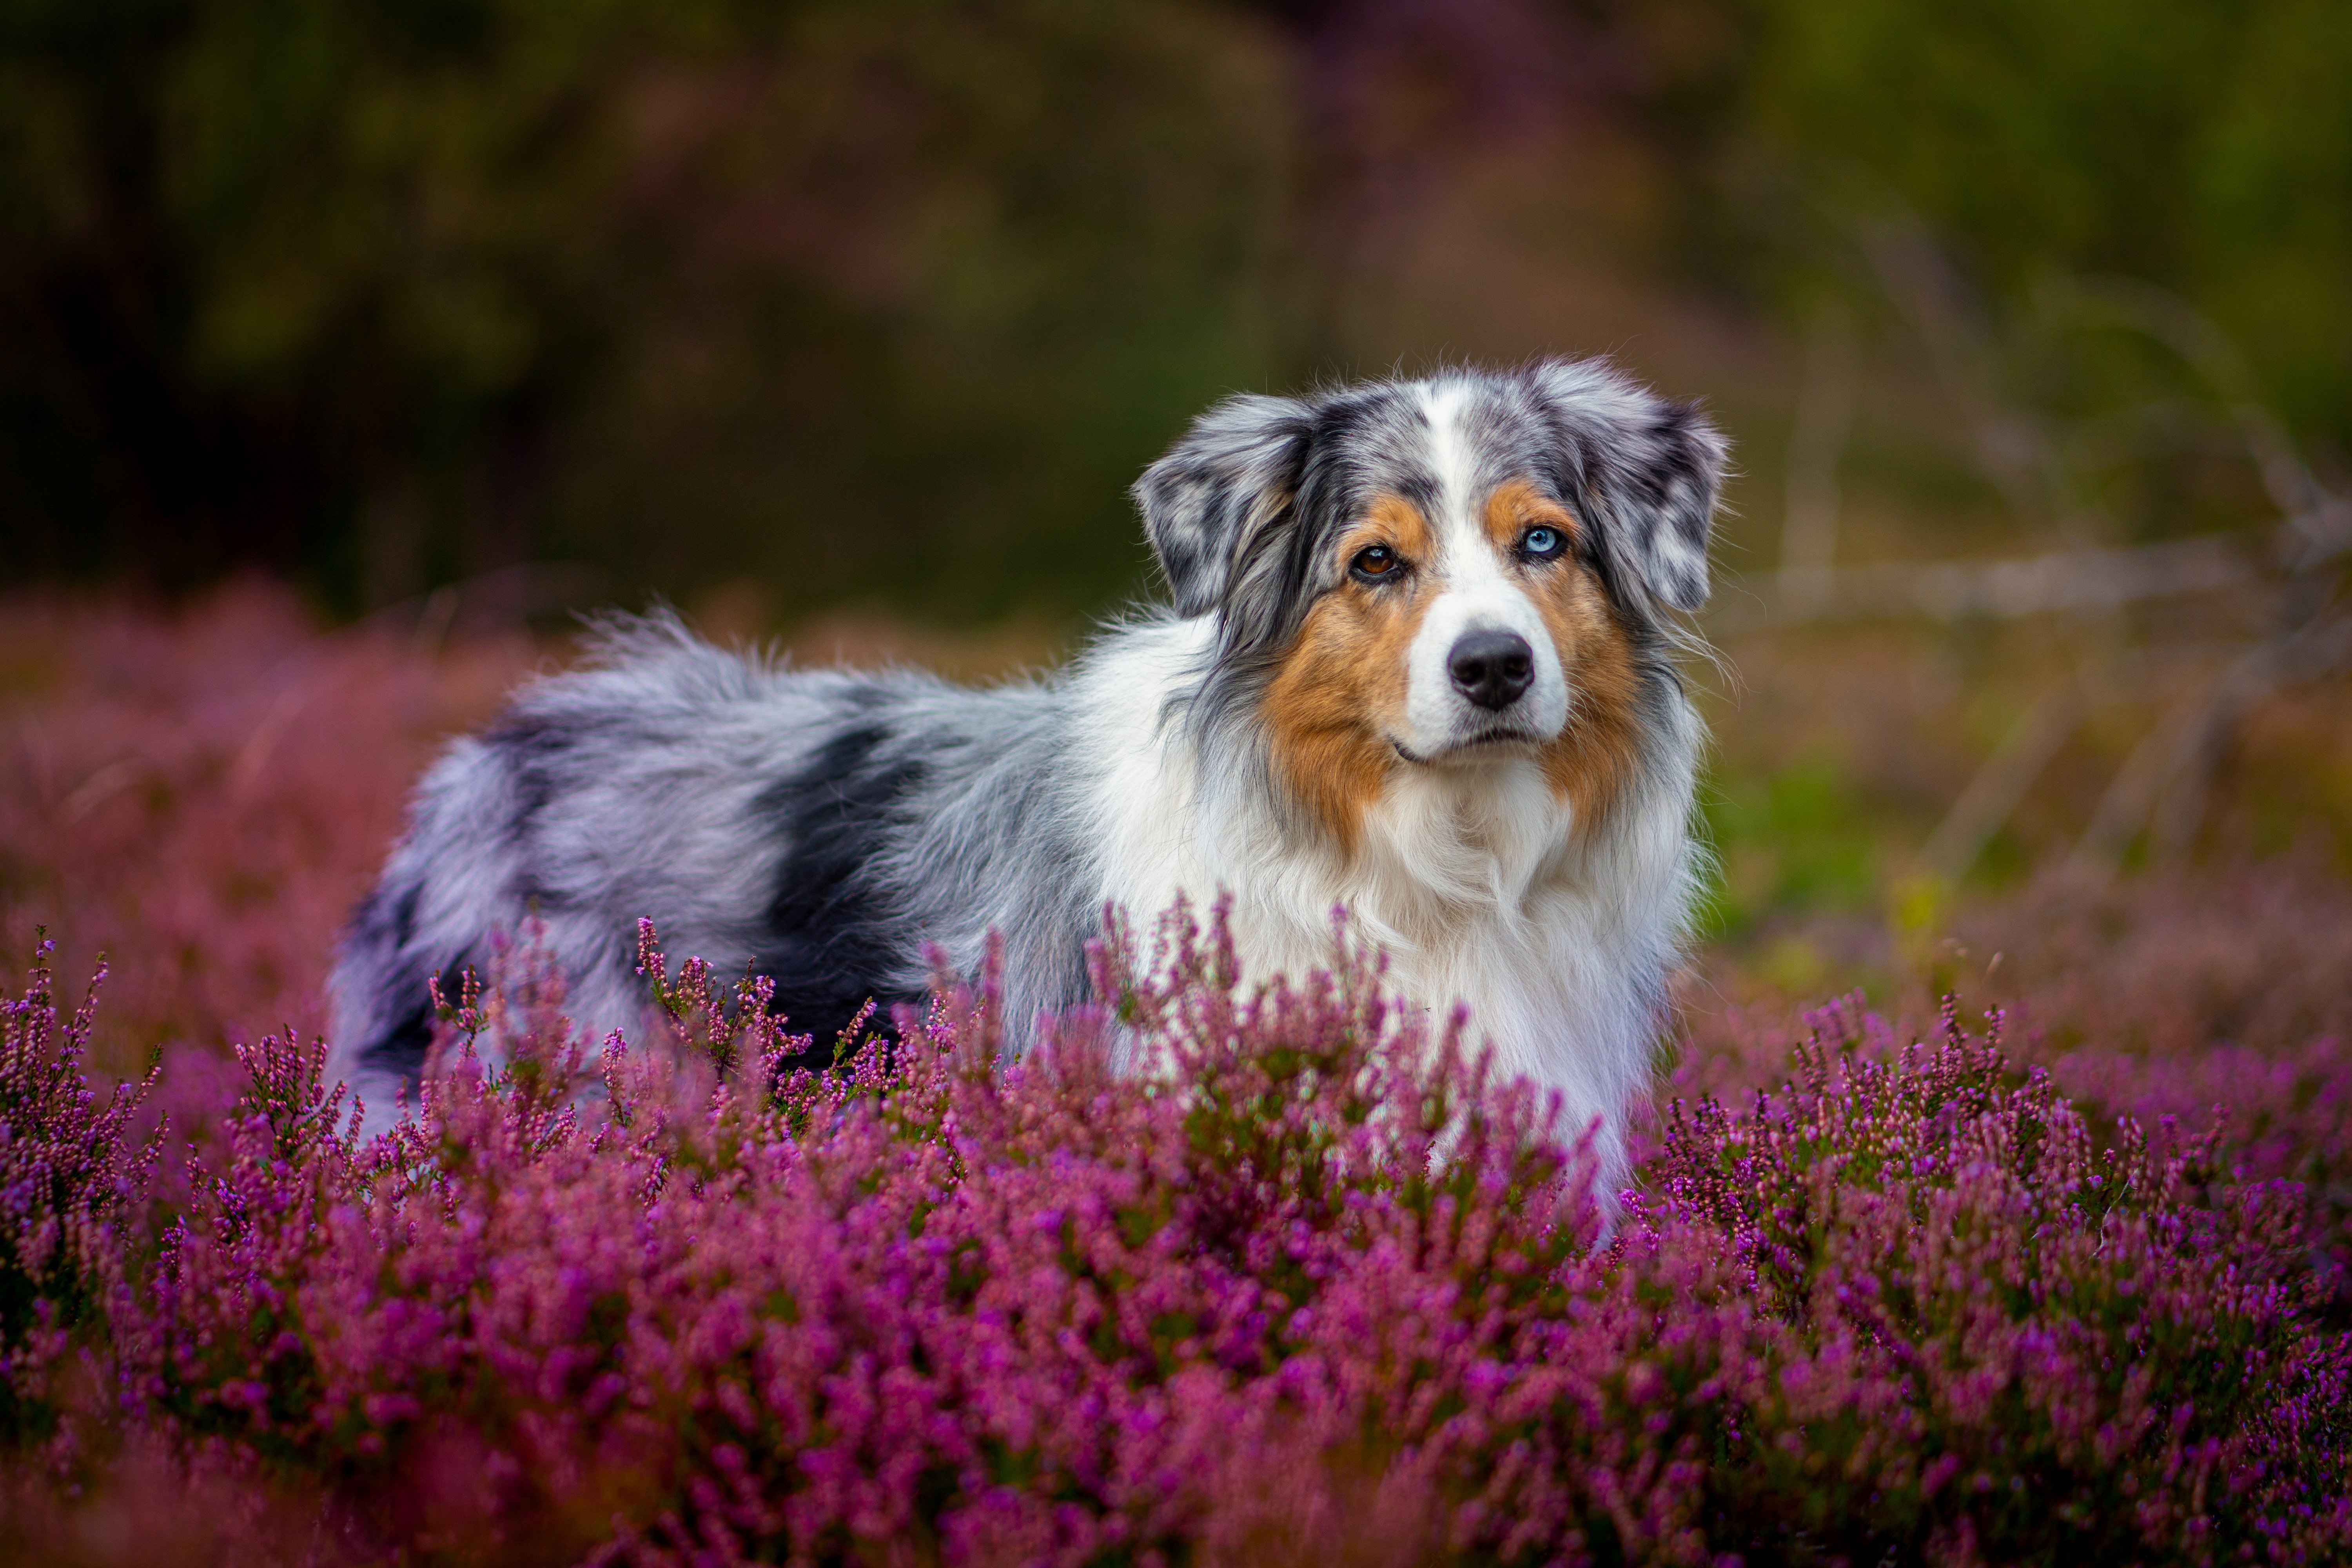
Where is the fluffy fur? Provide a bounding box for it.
[329,359,1727,1181]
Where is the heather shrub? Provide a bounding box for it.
[2048,1033,2352,1316]
[0,940,160,1461]
[0,583,535,1067]
[1955,867,2352,1060]
[1,915,2348,1566]
[1653,997,2349,1561]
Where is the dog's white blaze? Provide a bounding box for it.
[1397,385,1571,759]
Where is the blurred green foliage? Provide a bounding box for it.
[0,0,1290,615]
[1749,0,2352,443]
[2,0,2347,619]
[1694,753,1884,942]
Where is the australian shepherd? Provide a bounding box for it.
[329,358,1726,1181]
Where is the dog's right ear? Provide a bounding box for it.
[1133,393,1314,617]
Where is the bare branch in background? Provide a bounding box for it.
[2071,679,2223,880]
[2043,277,2344,538]
[1919,682,2083,882]
[1860,219,2088,540]
[2147,610,2352,863]
[1736,227,2350,884]
[1715,534,2263,633]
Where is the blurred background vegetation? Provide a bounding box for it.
[5,0,2350,1013]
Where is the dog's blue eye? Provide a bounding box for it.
[1521,526,1566,560]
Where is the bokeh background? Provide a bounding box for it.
[5,0,2351,1071]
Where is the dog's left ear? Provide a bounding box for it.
[1133,392,1314,617]
[1533,359,1727,612]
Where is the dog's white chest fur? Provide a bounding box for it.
[1075,617,1694,1176]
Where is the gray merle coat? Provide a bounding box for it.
[330,358,1725,1183]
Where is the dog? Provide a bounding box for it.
[329,358,1725,1181]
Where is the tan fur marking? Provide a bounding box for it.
[1482,476,1578,555]
[1485,477,1644,832]
[1260,495,1432,853]
[1363,493,1432,556]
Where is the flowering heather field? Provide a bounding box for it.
[4,586,2351,1564]
[0,583,538,1068]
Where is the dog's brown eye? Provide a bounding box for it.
[1351,544,1401,582]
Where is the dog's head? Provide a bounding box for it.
[1134,360,1725,844]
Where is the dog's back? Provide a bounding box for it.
[328,615,1103,1122]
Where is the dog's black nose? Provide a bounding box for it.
[1448,630,1534,710]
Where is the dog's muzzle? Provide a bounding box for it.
[1448,630,1534,711]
